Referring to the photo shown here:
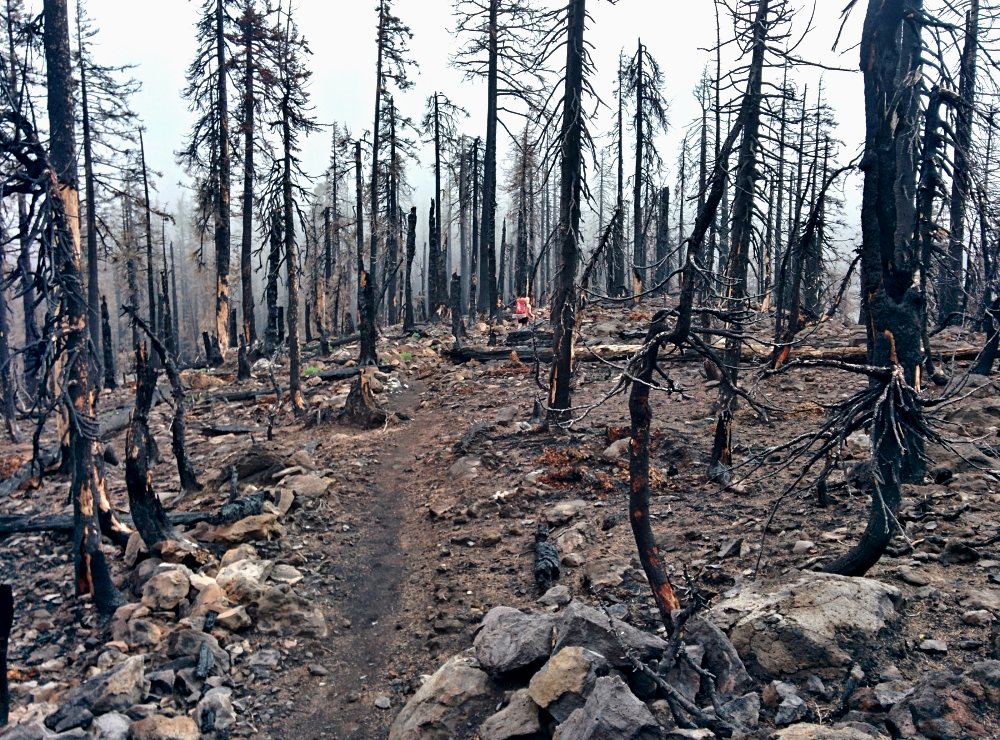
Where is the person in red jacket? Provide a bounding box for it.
[513,296,534,325]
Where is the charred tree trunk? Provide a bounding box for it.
[404,206,417,332]
[356,141,377,365]
[240,14,257,347]
[479,0,499,317]
[825,0,927,577]
[44,0,123,616]
[282,96,304,413]
[0,253,17,441]
[215,0,232,356]
[139,130,157,337]
[386,98,400,325]
[708,0,770,482]
[126,343,176,549]
[940,0,978,326]
[470,138,480,320]
[264,211,281,354]
[428,201,441,319]
[127,308,202,496]
[0,585,10,727]
[547,0,586,424]
[628,312,681,628]
[78,10,101,379]
[655,186,669,290]
[450,271,463,349]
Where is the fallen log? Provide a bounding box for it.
[445,342,987,366]
[197,364,395,404]
[199,424,264,437]
[0,510,214,538]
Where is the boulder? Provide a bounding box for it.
[473,607,554,674]
[709,573,900,677]
[255,584,327,637]
[528,647,607,722]
[553,675,660,740]
[219,544,258,567]
[140,569,191,611]
[478,689,541,740]
[583,556,629,591]
[215,559,273,602]
[389,650,495,740]
[281,474,334,497]
[128,715,199,740]
[44,655,144,724]
[553,601,667,669]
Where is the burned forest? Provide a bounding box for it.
[4,0,1000,738]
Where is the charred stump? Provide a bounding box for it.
[450,272,464,350]
[340,367,387,429]
[126,343,177,548]
[533,524,560,593]
[237,338,251,382]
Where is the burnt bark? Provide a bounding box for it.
[0,584,10,727]
[215,0,232,356]
[44,0,123,616]
[628,312,681,628]
[100,296,117,390]
[547,0,586,424]
[125,343,176,549]
[404,206,418,331]
[127,308,202,496]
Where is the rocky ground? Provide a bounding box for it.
[0,304,999,739]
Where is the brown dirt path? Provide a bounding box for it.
[256,380,449,739]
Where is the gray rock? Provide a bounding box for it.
[165,630,230,673]
[479,689,541,740]
[44,655,144,726]
[553,601,667,669]
[962,609,992,627]
[917,639,948,653]
[140,568,191,611]
[775,693,809,725]
[720,692,760,731]
[49,706,92,733]
[663,645,703,703]
[874,680,915,708]
[374,696,392,710]
[539,585,572,607]
[473,606,555,674]
[90,712,131,740]
[545,500,588,526]
[196,687,236,735]
[553,676,660,740]
[528,646,607,722]
[255,584,328,637]
[583,557,629,591]
[389,650,495,740]
[772,724,878,740]
[0,721,51,740]
[682,616,752,702]
[709,573,900,677]
[601,438,630,461]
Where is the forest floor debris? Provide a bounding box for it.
[0,313,999,739]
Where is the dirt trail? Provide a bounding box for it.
[260,381,440,739]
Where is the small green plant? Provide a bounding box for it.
[400,351,413,363]
[303,365,322,377]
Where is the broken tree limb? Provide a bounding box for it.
[124,306,202,494]
[125,343,178,549]
[0,511,214,538]
[445,342,986,366]
[197,365,391,404]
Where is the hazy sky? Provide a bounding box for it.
[77,0,868,247]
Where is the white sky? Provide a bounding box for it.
[76,0,868,249]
